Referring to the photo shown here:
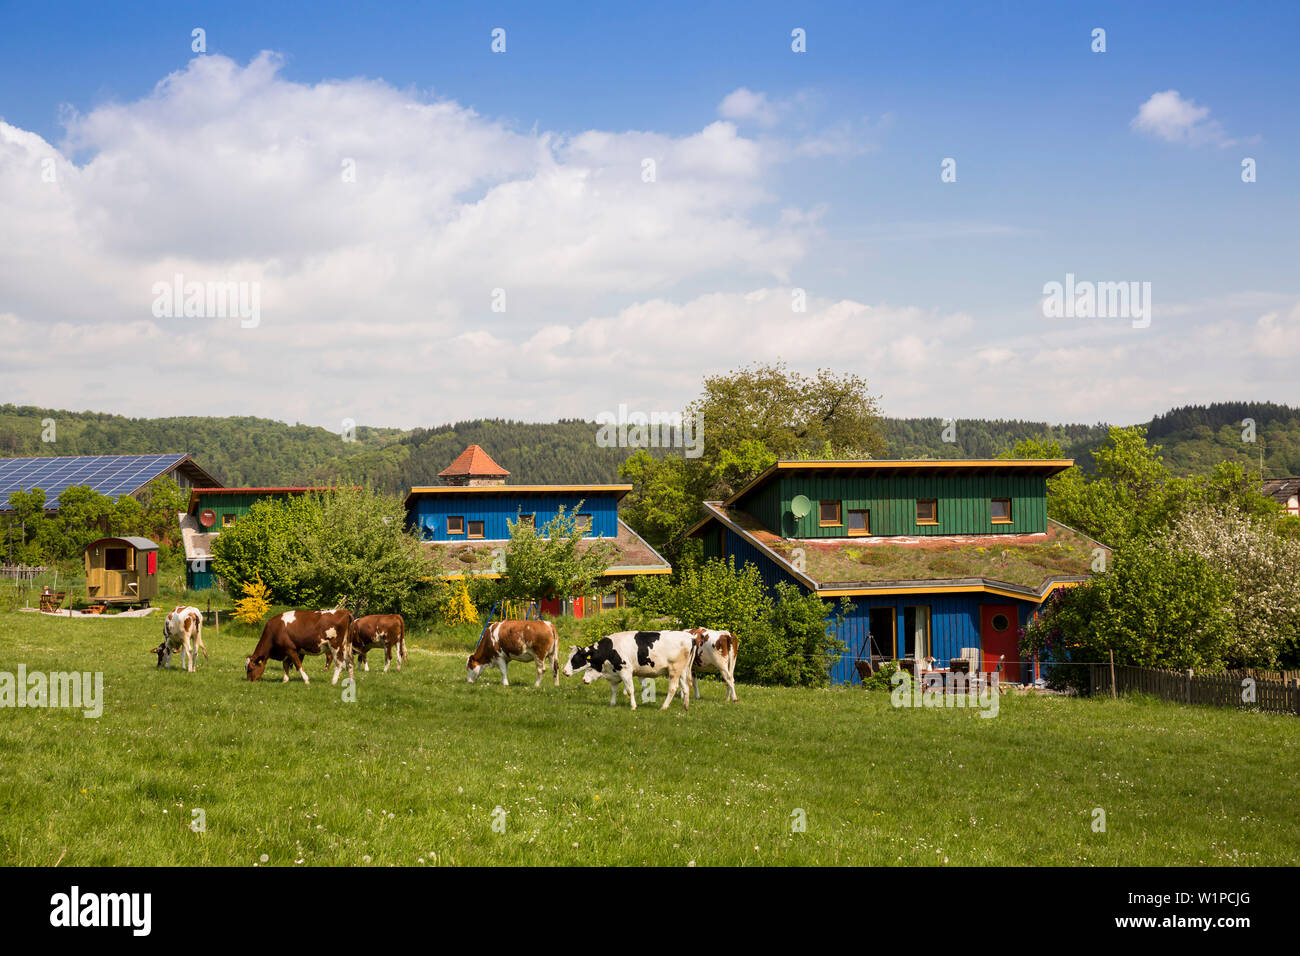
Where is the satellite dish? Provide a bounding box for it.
[790,495,812,519]
[199,509,216,528]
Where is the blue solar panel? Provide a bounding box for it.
[0,454,191,510]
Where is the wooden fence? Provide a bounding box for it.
[1089,663,1300,716]
[0,565,48,581]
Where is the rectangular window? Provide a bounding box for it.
[447,516,464,535]
[916,499,938,525]
[576,513,593,533]
[602,593,619,610]
[467,520,485,539]
[819,500,842,527]
[902,606,932,664]
[221,512,236,528]
[104,547,128,572]
[991,498,1012,523]
[847,509,870,536]
[517,514,535,529]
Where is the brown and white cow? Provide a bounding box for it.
[246,608,353,685]
[349,613,407,673]
[152,605,207,672]
[687,628,740,702]
[467,619,559,687]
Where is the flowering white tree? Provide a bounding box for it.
[1164,506,1300,667]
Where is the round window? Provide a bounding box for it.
[992,613,1010,631]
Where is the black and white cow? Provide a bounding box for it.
[562,630,696,710]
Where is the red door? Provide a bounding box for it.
[979,604,1021,682]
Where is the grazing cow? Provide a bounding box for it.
[467,619,559,687]
[349,613,407,673]
[152,605,207,672]
[246,608,353,685]
[687,628,740,702]
[562,630,696,710]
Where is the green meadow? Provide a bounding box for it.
[0,608,1297,866]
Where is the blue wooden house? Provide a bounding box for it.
[685,459,1109,684]
[404,445,670,616]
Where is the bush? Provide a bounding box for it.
[212,488,446,622]
[859,659,899,692]
[232,577,272,626]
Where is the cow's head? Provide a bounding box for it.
[246,655,267,681]
[467,625,496,683]
[151,641,172,668]
[562,645,593,678]
[466,653,485,684]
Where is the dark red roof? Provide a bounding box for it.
[438,445,510,478]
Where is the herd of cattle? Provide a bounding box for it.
[152,605,740,709]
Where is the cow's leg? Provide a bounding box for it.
[679,668,691,709]
[664,665,683,710]
[607,676,619,707]
[383,641,392,673]
[282,659,293,683]
[551,645,559,687]
[331,646,348,686]
[363,648,371,672]
[725,658,738,702]
[287,649,309,684]
[195,625,208,661]
[623,671,637,710]
[498,657,510,686]
[534,655,545,688]
[691,664,701,700]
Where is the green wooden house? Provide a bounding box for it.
[687,459,1109,684]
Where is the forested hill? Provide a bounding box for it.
[2,401,1298,492]
[0,404,404,487]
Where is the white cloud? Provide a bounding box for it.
[0,56,1293,432]
[717,87,779,127]
[1130,89,1234,147]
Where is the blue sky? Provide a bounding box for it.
[1,1,1296,429]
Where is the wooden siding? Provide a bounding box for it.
[408,491,620,541]
[192,491,303,528]
[829,595,1034,684]
[772,473,1047,538]
[709,519,1039,685]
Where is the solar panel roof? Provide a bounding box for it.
[0,454,193,511]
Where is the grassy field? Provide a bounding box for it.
[1,607,1297,866]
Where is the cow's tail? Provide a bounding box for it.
[399,614,408,663]
[197,618,209,659]
[549,620,560,678]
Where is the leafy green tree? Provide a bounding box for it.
[39,485,113,560]
[211,496,312,602]
[1,488,47,564]
[999,436,1064,460]
[497,503,614,604]
[1021,540,1233,679]
[292,488,443,619]
[618,451,697,555]
[687,362,887,496]
[1164,505,1300,668]
[136,477,190,552]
